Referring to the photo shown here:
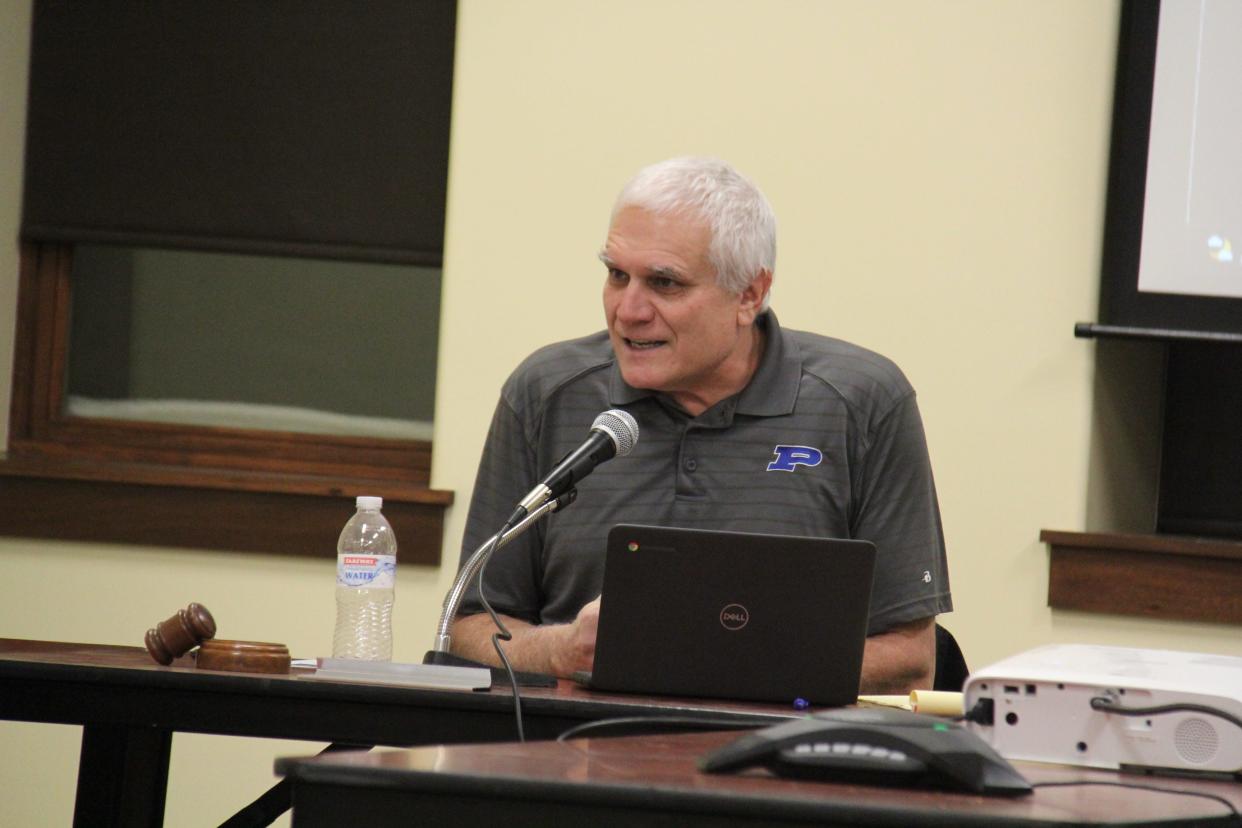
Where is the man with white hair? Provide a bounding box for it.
[451,157,951,694]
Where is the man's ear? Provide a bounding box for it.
[737,269,773,325]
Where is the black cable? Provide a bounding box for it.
[556,715,771,743]
[1031,780,1242,825]
[1090,696,1242,732]
[476,525,525,742]
[961,697,994,726]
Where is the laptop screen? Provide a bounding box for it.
[589,524,876,706]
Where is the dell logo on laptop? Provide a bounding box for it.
[719,603,750,631]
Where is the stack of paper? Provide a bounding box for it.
[294,657,491,691]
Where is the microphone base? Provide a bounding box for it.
[422,649,558,688]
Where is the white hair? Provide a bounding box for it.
[612,157,776,310]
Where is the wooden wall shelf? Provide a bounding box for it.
[0,458,452,564]
[1041,530,1242,626]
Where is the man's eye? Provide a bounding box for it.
[607,268,627,283]
[649,276,678,290]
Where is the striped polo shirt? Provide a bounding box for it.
[458,311,952,636]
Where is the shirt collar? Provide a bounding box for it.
[606,310,802,417]
[608,358,649,406]
[735,311,801,416]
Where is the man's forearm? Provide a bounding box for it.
[449,612,568,675]
[859,616,936,695]
[451,597,601,678]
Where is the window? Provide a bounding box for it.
[1,242,451,561]
[1,3,458,560]
[66,246,440,442]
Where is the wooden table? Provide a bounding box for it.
[0,638,795,827]
[277,730,1242,827]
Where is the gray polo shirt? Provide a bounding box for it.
[457,311,951,636]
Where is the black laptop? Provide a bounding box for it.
[584,524,876,706]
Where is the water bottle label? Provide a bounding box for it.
[337,554,396,588]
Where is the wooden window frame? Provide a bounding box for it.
[1,241,452,563]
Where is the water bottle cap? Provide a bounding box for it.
[355,495,383,510]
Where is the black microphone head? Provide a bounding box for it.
[591,409,639,457]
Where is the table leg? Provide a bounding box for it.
[221,743,372,828]
[74,723,172,828]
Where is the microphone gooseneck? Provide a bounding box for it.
[430,490,576,653]
[428,409,639,656]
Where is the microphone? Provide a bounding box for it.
[508,409,639,526]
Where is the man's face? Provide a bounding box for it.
[601,206,763,413]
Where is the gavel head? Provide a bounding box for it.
[145,603,217,665]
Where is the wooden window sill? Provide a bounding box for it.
[0,457,453,564]
[1041,529,1242,625]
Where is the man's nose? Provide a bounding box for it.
[614,283,654,323]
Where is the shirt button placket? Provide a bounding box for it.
[676,427,701,497]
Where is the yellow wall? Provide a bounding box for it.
[4,1,1240,825]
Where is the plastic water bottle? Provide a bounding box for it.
[332,496,396,660]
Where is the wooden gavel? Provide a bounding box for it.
[145,602,217,665]
[145,603,290,673]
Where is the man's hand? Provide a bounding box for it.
[859,616,936,695]
[449,597,602,678]
[549,596,600,677]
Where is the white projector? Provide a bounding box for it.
[963,644,1242,776]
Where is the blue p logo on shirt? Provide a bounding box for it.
[767,445,824,472]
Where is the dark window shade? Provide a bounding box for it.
[22,1,455,265]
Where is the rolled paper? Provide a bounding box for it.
[908,689,965,716]
[856,694,913,710]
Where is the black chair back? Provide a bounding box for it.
[933,624,969,692]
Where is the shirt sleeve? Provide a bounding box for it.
[454,397,546,623]
[850,392,953,635]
